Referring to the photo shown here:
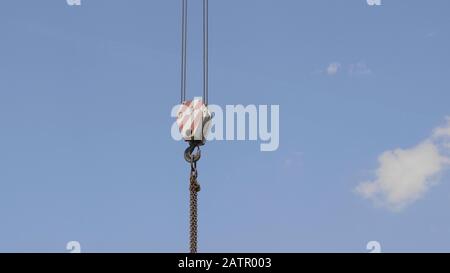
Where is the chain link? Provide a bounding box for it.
[189,160,201,253]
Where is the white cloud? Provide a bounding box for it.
[433,117,450,139]
[321,61,372,77]
[326,62,341,76]
[355,118,450,211]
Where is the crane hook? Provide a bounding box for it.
[184,142,201,163]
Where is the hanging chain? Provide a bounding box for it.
[189,153,201,253]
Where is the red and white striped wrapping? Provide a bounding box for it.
[176,98,212,142]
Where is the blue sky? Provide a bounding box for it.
[0,0,450,252]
